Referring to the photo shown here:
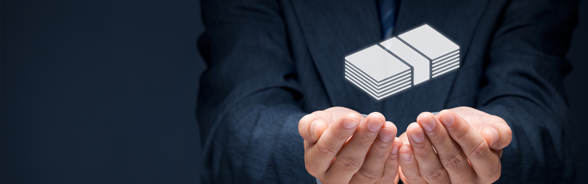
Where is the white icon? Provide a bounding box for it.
[345,24,460,100]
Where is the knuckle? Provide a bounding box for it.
[425,169,446,181]
[380,172,397,182]
[357,168,382,182]
[372,143,390,157]
[452,127,468,141]
[443,153,465,170]
[330,128,346,138]
[405,174,423,182]
[469,141,489,159]
[385,154,399,167]
[337,157,362,172]
[316,139,337,156]
[377,138,391,148]
[413,145,433,157]
[356,132,377,145]
[427,130,444,145]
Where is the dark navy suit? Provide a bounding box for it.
[197,0,578,183]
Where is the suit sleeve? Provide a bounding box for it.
[197,0,314,183]
[477,0,578,182]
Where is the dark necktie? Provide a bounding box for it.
[378,0,400,39]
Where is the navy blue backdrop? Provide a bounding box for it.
[1,0,587,183]
[1,0,205,183]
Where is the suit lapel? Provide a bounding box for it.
[289,0,383,111]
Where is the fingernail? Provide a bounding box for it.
[367,119,383,132]
[486,127,499,145]
[391,144,400,154]
[421,117,436,132]
[410,129,425,143]
[310,120,318,139]
[440,111,454,127]
[380,128,394,142]
[343,118,359,129]
[400,153,412,161]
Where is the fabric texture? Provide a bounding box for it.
[197,0,578,183]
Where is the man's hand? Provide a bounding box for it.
[298,107,403,184]
[398,107,512,184]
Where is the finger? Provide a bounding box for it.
[305,112,361,177]
[480,117,512,150]
[350,121,397,184]
[310,109,336,124]
[375,138,403,184]
[438,110,501,183]
[417,113,476,183]
[398,143,427,184]
[327,112,385,183]
[319,106,360,123]
[416,111,433,122]
[299,114,328,144]
[481,126,504,157]
[406,123,451,184]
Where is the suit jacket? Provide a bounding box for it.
[197,0,578,183]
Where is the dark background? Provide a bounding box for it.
[1,0,587,183]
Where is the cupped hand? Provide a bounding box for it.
[298,107,403,184]
[398,107,512,184]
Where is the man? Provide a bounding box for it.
[197,0,577,183]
